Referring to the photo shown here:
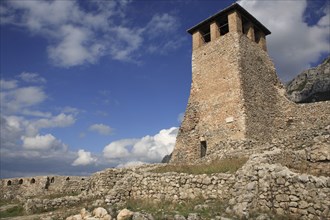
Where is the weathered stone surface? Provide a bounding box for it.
[93,207,108,218]
[286,57,330,103]
[117,209,134,220]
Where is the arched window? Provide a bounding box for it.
[18,179,23,184]
[7,180,12,186]
[30,178,35,184]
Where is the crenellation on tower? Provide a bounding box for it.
[228,10,243,34]
[188,3,270,51]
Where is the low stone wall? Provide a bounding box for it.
[227,149,330,220]
[2,147,329,219]
[101,148,329,219]
[0,175,89,200]
[88,168,130,195]
[104,172,235,205]
[24,193,100,214]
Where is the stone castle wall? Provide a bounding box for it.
[227,149,330,219]
[0,175,89,200]
[4,146,329,219]
[102,147,329,220]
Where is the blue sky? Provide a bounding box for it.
[1,0,329,178]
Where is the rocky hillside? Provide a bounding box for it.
[286,56,330,103]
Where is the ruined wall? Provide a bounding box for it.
[227,149,330,220]
[0,175,89,200]
[6,148,328,220]
[104,172,235,206]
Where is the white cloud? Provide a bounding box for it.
[103,127,178,163]
[109,26,144,62]
[72,149,97,166]
[21,109,52,118]
[1,1,183,67]
[0,79,18,90]
[18,72,46,83]
[89,123,113,136]
[21,134,67,151]
[238,0,330,81]
[146,13,179,38]
[47,25,103,67]
[103,139,138,159]
[0,115,26,149]
[32,113,76,129]
[1,86,47,113]
[116,161,146,168]
[61,106,80,115]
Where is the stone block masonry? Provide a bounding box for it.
[0,175,89,200]
[170,3,330,163]
[1,148,329,219]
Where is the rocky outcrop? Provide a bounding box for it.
[161,153,172,163]
[286,57,330,103]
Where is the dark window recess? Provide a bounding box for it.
[66,177,70,181]
[30,178,35,184]
[200,141,207,158]
[216,15,229,36]
[242,16,249,35]
[45,177,50,189]
[200,25,211,43]
[254,29,262,44]
[7,180,12,186]
[18,179,23,184]
[51,177,55,183]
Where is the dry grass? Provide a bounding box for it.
[152,157,248,174]
[125,197,227,219]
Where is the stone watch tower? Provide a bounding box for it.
[171,3,288,163]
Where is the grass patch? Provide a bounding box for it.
[125,198,302,220]
[152,157,248,174]
[125,197,227,219]
[0,205,24,218]
[35,191,80,200]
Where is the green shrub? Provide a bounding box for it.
[0,205,24,218]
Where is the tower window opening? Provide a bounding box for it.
[18,179,23,184]
[254,29,262,44]
[216,15,229,36]
[242,16,249,35]
[200,141,207,158]
[7,180,12,186]
[200,25,211,43]
[30,178,35,184]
